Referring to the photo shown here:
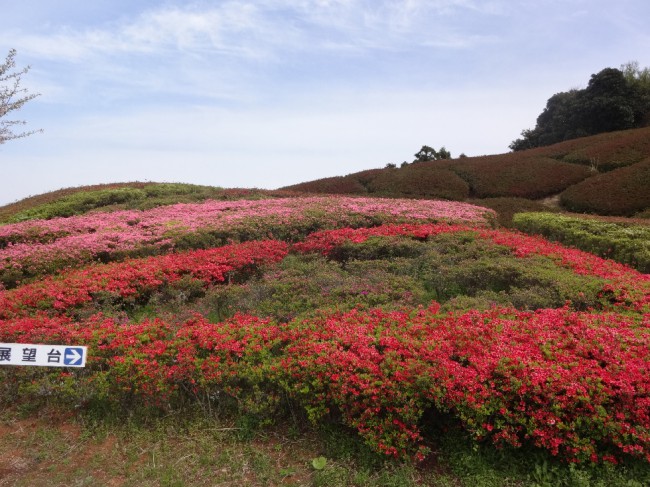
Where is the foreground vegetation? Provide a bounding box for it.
[2,127,650,484]
[3,405,649,486]
[1,193,648,485]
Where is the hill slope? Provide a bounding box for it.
[281,127,650,220]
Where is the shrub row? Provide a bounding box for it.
[0,197,494,288]
[367,166,469,200]
[2,305,648,465]
[513,212,650,272]
[535,127,650,171]
[296,224,650,312]
[0,240,289,320]
[443,156,592,199]
[2,224,648,465]
[467,197,558,227]
[284,156,592,201]
[560,158,650,216]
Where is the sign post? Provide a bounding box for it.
[0,343,87,368]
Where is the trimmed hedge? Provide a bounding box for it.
[512,212,650,273]
[560,158,650,216]
[367,165,470,200]
[279,175,369,195]
[532,126,650,168]
[445,156,591,199]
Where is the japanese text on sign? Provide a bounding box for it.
[0,343,87,367]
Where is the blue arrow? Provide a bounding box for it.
[63,347,83,366]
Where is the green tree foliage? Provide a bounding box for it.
[413,145,452,162]
[510,63,650,151]
[0,49,41,144]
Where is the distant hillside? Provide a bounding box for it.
[281,127,650,223]
[3,127,649,227]
[0,182,292,224]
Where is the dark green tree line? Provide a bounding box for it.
[510,63,650,151]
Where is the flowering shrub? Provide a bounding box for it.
[441,155,592,199]
[1,213,649,466]
[0,240,289,319]
[539,126,650,171]
[512,212,650,272]
[560,158,650,216]
[0,197,494,286]
[293,223,650,312]
[366,166,470,200]
[1,306,648,464]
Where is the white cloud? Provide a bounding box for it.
[8,1,500,64]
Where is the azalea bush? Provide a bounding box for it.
[560,158,650,216]
[0,239,289,320]
[0,197,494,287]
[513,212,650,272]
[1,202,649,468]
[2,305,648,465]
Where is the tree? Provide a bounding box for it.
[509,63,650,151]
[413,145,451,163]
[580,68,636,134]
[620,61,650,125]
[1,49,41,144]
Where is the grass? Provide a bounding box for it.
[2,405,648,486]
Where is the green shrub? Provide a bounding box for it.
[513,212,650,272]
[4,183,235,223]
[200,253,427,322]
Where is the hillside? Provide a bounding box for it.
[0,182,296,224]
[0,135,649,485]
[281,127,650,223]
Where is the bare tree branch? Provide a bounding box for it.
[1,49,42,144]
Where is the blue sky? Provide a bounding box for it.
[1,0,649,204]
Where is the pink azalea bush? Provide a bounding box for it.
[0,197,494,282]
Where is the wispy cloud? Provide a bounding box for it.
[8,1,501,62]
[2,1,506,106]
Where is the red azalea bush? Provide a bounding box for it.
[534,127,650,170]
[0,240,289,319]
[0,196,494,287]
[366,166,470,200]
[293,223,650,312]
[443,156,592,199]
[1,222,649,465]
[1,306,648,464]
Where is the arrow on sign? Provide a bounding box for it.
[64,347,84,366]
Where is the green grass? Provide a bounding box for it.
[2,405,648,486]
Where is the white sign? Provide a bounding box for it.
[0,343,87,368]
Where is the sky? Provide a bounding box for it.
[1,0,649,205]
